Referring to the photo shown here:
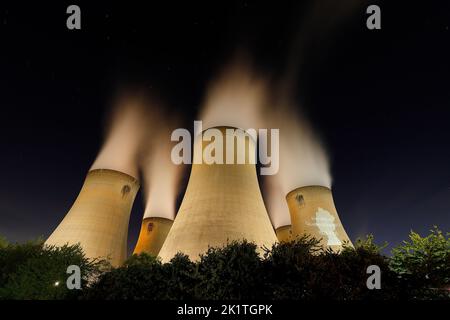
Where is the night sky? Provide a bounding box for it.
[0,1,449,253]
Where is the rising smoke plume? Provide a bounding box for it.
[200,56,269,131]
[140,113,183,220]
[90,94,151,178]
[198,55,331,229]
[262,0,364,228]
[263,97,331,228]
[90,92,183,220]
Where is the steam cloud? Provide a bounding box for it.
[198,56,331,229]
[91,93,183,221]
[261,0,364,228]
[141,115,183,220]
[89,18,348,228]
[200,57,269,131]
[263,98,331,228]
[90,95,151,178]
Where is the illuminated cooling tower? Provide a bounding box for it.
[158,126,277,261]
[45,169,139,266]
[133,217,173,256]
[286,186,353,251]
[275,225,292,243]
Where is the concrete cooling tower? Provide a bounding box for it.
[158,126,277,262]
[133,217,173,256]
[45,169,139,266]
[275,225,292,243]
[286,186,353,251]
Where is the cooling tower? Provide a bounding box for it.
[275,225,292,243]
[45,169,139,266]
[286,186,353,251]
[133,217,173,256]
[158,126,277,262]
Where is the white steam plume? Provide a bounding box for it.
[200,57,269,131]
[263,97,331,229]
[141,115,183,220]
[90,94,151,178]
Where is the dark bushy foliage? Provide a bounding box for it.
[196,241,265,300]
[390,227,450,300]
[264,235,401,300]
[83,253,167,300]
[0,235,7,248]
[1,228,449,300]
[320,236,400,300]
[164,253,198,300]
[0,240,103,300]
[84,253,201,300]
[263,235,322,300]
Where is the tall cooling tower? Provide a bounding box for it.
[286,186,353,251]
[133,217,173,256]
[45,169,139,266]
[275,225,292,243]
[158,126,277,261]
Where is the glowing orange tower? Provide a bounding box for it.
[133,217,173,256]
[275,225,292,243]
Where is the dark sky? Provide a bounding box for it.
[0,0,449,253]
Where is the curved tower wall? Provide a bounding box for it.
[158,126,277,262]
[275,225,292,243]
[45,169,139,266]
[133,217,173,256]
[286,186,353,251]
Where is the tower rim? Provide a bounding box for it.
[275,224,292,230]
[196,125,258,143]
[141,216,174,222]
[88,168,140,184]
[285,185,331,200]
